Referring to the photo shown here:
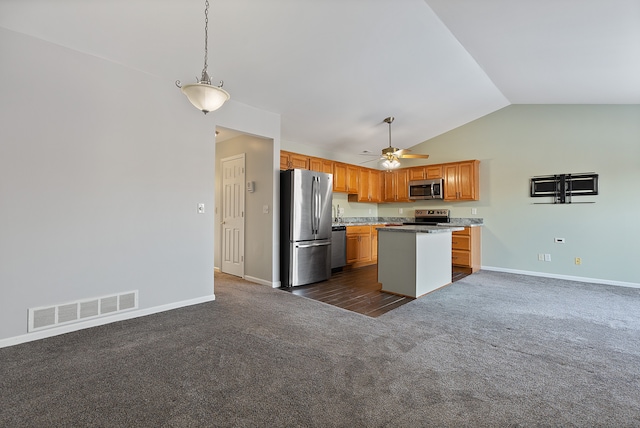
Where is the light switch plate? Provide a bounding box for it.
[197,203,205,214]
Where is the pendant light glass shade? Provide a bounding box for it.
[181,83,230,114]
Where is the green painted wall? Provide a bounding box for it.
[380,105,640,285]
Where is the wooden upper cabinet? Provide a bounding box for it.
[290,153,309,169]
[322,159,334,174]
[383,169,409,202]
[348,167,369,202]
[280,151,309,170]
[395,169,409,201]
[309,157,323,172]
[359,168,371,201]
[333,162,348,192]
[279,152,290,170]
[383,172,395,201]
[346,164,359,194]
[280,150,479,203]
[369,170,382,203]
[426,165,443,179]
[408,165,441,180]
[443,160,479,201]
[310,157,333,174]
[408,167,426,181]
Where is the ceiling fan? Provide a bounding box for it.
[364,117,429,170]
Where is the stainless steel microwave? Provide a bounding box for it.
[408,178,444,200]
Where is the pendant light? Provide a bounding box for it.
[176,0,229,114]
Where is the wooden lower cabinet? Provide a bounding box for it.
[346,225,377,268]
[452,226,481,273]
[370,224,385,261]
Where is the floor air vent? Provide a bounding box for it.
[28,291,138,332]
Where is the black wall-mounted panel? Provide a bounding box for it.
[530,173,598,204]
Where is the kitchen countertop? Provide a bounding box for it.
[332,217,483,227]
[377,225,465,234]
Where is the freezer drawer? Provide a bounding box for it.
[286,240,331,287]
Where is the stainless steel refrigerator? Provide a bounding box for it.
[280,169,333,287]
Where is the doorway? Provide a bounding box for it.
[221,154,245,277]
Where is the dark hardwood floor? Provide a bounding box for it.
[282,265,469,318]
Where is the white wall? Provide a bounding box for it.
[0,28,281,345]
[379,105,640,286]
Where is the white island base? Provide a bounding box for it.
[378,227,459,298]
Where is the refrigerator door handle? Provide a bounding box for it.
[315,176,321,235]
[295,241,331,249]
[310,176,317,234]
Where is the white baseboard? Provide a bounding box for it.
[0,294,216,349]
[214,268,280,288]
[482,266,640,289]
[244,275,279,288]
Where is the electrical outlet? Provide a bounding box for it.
[471,208,477,215]
[263,205,269,214]
[399,208,403,214]
[575,257,582,265]
[544,254,551,262]
[538,253,545,261]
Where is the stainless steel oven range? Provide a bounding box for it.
[403,209,450,225]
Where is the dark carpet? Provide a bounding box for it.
[1,270,639,427]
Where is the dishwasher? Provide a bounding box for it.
[331,225,347,272]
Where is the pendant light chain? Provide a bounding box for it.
[202,0,209,78]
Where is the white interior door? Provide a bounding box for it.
[221,154,245,277]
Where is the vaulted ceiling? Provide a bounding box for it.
[2,0,639,155]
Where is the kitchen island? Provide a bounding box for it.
[377,225,464,298]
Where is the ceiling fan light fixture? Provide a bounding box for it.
[381,156,401,170]
[176,0,229,114]
[382,116,401,171]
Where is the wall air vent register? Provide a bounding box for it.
[28,291,138,332]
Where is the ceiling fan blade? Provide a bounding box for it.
[359,157,382,164]
[399,154,430,159]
